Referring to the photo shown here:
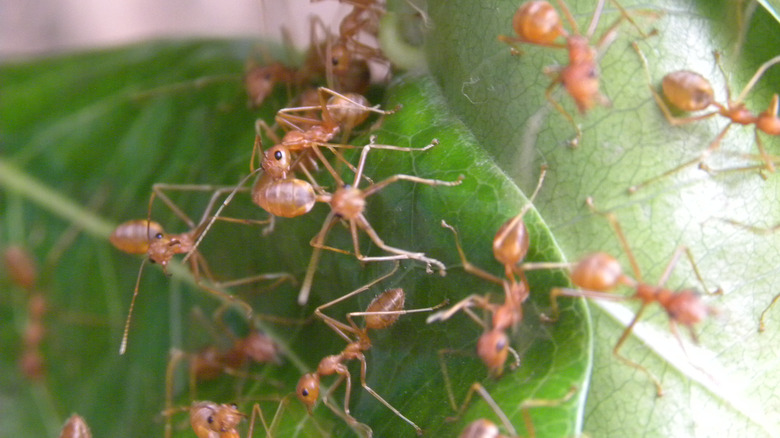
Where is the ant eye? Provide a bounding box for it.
[155,233,163,239]
[301,388,309,396]
[496,337,507,352]
[231,403,238,409]
[207,416,213,424]
[274,150,283,160]
[331,57,339,66]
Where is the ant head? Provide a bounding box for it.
[571,252,624,292]
[147,233,178,267]
[364,288,405,330]
[513,1,564,45]
[477,329,510,377]
[330,43,352,76]
[244,65,276,108]
[262,145,292,179]
[211,403,243,433]
[493,214,530,268]
[662,71,715,112]
[296,373,320,412]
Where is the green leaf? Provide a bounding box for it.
[423,0,780,436]
[1,42,587,437]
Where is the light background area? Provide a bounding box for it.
[0,0,342,60]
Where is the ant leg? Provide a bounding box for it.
[183,169,262,264]
[612,303,665,397]
[544,76,582,147]
[440,220,504,285]
[426,294,494,324]
[733,54,780,103]
[314,261,400,342]
[543,286,630,322]
[119,259,148,355]
[585,197,643,282]
[759,293,780,332]
[165,349,187,438]
[353,214,447,273]
[299,211,338,306]
[450,383,518,436]
[627,122,733,194]
[357,355,423,435]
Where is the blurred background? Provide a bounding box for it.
[0,0,341,60]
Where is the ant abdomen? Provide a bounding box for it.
[570,252,624,291]
[661,71,715,112]
[364,288,405,330]
[110,219,165,254]
[492,215,530,268]
[252,173,317,218]
[513,1,564,45]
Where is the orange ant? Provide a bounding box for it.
[111,184,294,355]
[296,262,447,436]
[449,383,577,438]
[544,197,719,396]
[3,245,47,380]
[184,399,295,438]
[164,309,287,438]
[59,414,91,438]
[297,137,463,305]
[628,43,780,193]
[498,0,651,146]
[427,168,551,376]
[305,1,387,92]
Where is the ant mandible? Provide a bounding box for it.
[544,197,720,396]
[628,43,780,193]
[498,0,651,146]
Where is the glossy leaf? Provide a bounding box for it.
[0,41,587,437]
[424,0,780,436]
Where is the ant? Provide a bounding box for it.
[305,1,387,92]
[297,137,463,305]
[498,0,651,146]
[184,398,298,438]
[111,184,294,355]
[450,383,577,438]
[427,168,551,376]
[296,262,447,437]
[3,245,47,380]
[59,414,91,438]
[628,43,780,193]
[544,197,720,396]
